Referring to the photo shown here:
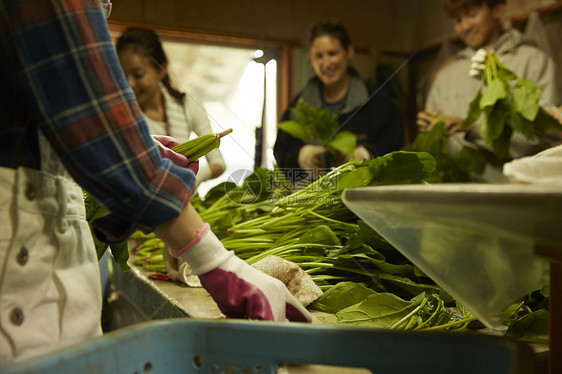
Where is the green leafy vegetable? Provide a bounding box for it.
[311,282,377,313]
[194,151,442,302]
[404,122,486,182]
[278,98,357,156]
[505,309,549,345]
[127,147,548,339]
[84,192,130,272]
[462,50,562,158]
[318,291,468,331]
[512,79,542,121]
[460,90,483,129]
[480,100,509,144]
[319,292,417,328]
[479,78,508,108]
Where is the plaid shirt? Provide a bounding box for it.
[0,0,196,240]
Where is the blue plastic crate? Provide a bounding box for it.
[1,319,536,373]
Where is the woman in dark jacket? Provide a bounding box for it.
[274,21,405,179]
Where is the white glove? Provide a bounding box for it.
[175,224,312,322]
[298,144,328,169]
[352,146,371,161]
[163,245,201,287]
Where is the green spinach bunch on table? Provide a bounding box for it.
[461,50,562,160]
[126,150,549,342]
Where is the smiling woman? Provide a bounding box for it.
[307,23,354,104]
[157,41,280,196]
[273,21,405,181]
[115,28,228,189]
[108,24,285,196]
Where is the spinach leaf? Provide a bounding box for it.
[344,220,395,252]
[461,89,483,129]
[404,123,485,182]
[312,281,377,313]
[535,107,562,134]
[508,108,535,139]
[277,99,357,156]
[335,165,374,190]
[491,125,513,161]
[479,78,508,109]
[299,225,341,245]
[512,79,542,121]
[84,192,130,271]
[479,99,509,144]
[109,241,130,272]
[369,151,437,186]
[319,292,416,327]
[505,309,549,345]
[460,50,561,159]
[378,274,441,299]
[328,130,357,155]
[454,146,486,176]
[277,120,309,142]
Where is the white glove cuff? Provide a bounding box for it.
[353,146,371,161]
[176,225,231,275]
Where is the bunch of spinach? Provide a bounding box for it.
[131,152,441,300]
[204,151,443,300]
[313,282,478,331]
[277,98,356,157]
[503,287,550,344]
[461,50,562,160]
[128,150,549,339]
[404,122,486,182]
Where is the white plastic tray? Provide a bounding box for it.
[342,183,561,328]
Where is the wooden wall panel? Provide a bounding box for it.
[110,0,562,54]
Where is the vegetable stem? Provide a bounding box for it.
[422,317,477,331]
[390,298,426,329]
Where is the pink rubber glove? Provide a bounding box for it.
[152,135,199,175]
[175,224,312,322]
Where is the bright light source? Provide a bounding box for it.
[254,49,264,59]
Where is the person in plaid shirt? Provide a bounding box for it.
[0,0,310,366]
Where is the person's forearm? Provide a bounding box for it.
[154,204,206,252]
[210,163,225,178]
[195,162,224,184]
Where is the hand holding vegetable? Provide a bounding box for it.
[153,135,199,174]
[162,245,191,283]
[175,223,312,322]
[279,99,357,166]
[298,144,329,169]
[331,149,352,166]
[417,109,464,135]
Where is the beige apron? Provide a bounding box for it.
[0,132,102,366]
